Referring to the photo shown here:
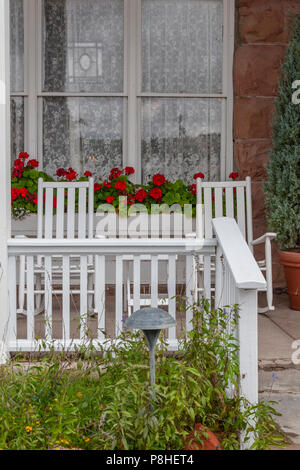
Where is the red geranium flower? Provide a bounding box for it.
[229,172,239,180]
[124,166,135,176]
[109,168,122,180]
[65,168,78,181]
[53,196,57,209]
[14,158,24,170]
[27,159,39,168]
[33,195,38,205]
[56,168,67,178]
[149,187,162,200]
[12,169,23,179]
[19,152,29,160]
[135,188,147,202]
[84,171,92,177]
[114,180,127,192]
[94,183,102,191]
[190,184,197,194]
[152,174,165,186]
[19,188,28,198]
[193,172,205,180]
[11,188,19,201]
[103,181,112,188]
[106,196,115,204]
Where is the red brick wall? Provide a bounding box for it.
[234,0,300,286]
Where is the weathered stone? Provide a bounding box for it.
[234,139,272,180]
[252,182,266,221]
[234,45,286,96]
[234,97,274,139]
[238,0,286,44]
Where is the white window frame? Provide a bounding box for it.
[10,0,235,181]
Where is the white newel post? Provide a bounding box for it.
[0,0,11,362]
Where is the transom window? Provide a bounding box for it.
[10,0,234,183]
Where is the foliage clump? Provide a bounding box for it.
[264,11,300,250]
[0,301,283,450]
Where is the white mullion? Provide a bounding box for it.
[23,0,29,95]
[127,0,139,182]
[123,1,129,167]
[220,99,226,180]
[38,92,126,97]
[37,96,43,170]
[10,92,27,96]
[36,0,42,94]
[136,0,142,182]
[224,0,235,178]
[36,0,44,168]
[26,0,38,159]
[138,93,226,98]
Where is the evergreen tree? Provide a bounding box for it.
[264,11,300,250]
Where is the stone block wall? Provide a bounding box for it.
[234,0,300,286]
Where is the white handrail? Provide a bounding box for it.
[212,217,266,290]
[8,237,216,256]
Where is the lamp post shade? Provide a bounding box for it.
[125,307,176,408]
[125,307,176,331]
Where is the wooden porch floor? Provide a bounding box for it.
[16,285,188,342]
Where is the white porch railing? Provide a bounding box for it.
[6,238,215,351]
[5,218,266,410]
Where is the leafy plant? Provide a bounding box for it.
[11,153,54,219]
[264,11,300,250]
[11,155,241,219]
[0,300,284,450]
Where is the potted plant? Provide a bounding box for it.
[264,12,300,310]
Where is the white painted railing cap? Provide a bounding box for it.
[213,217,267,290]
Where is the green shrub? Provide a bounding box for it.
[264,11,300,250]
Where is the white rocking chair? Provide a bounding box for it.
[17,177,94,315]
[194,176,276,313]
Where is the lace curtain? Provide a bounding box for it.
[42,97,123,179]
[41,0,124,178]
[141,98,222,183]
[10,0,24,92]
[142,0,223,94]
[42,0,124,92]
[141,0,223,183]
[11,97,25,162]
[10,0,24,163]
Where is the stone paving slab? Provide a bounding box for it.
[259,392,300,445]
[258,314,294,361]
[268,295,300,340]
[259,369,300,394]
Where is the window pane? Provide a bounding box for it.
[142,0,223,93]
[42,97,123,178]
[141,98,222,183]
[10,0,24,92]
[42,0,124,92]
[11,97,25,163]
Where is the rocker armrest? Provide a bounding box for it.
[251,232,277,246]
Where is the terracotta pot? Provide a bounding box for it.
[184,423,222,450]
[279,250,300,311]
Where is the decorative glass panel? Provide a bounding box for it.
[142,0,223,93]
[10,0,24,92]
[42,97,123,179]
[11,97,25,163]
[141,98,222,183]
[42,0,124,92]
